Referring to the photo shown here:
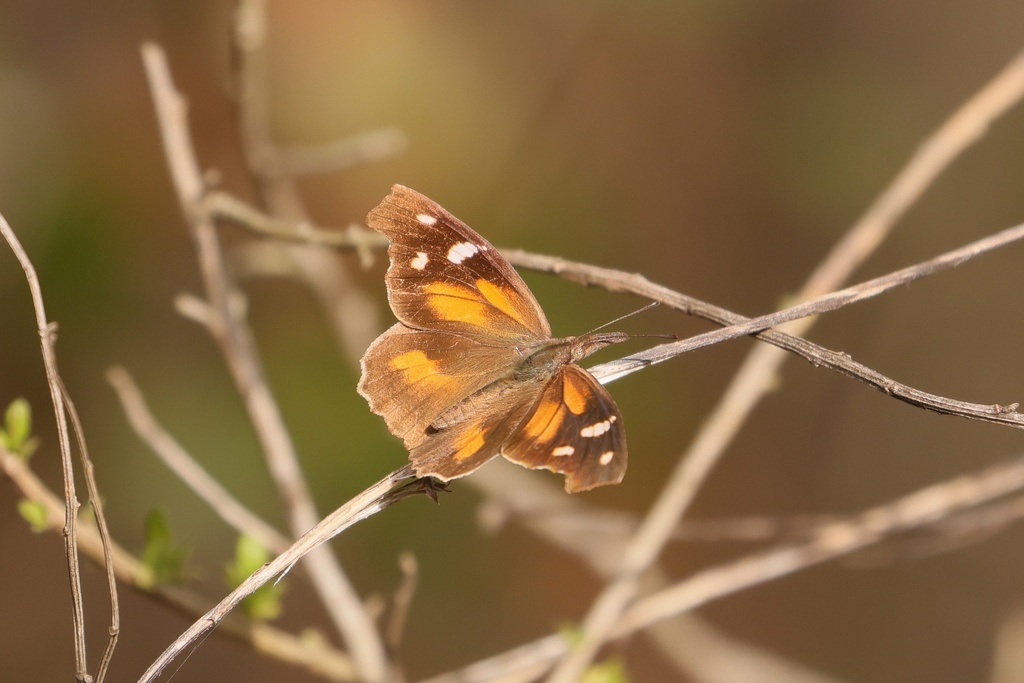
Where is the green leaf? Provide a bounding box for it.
[2,399,38,459]
[559,622,585,647]
[5,399,31,446]
[17,499,49,532]
[140,509,189,588]
[581,659,630,683]
[225,535,283,621]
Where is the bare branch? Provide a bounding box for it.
[0,210,96,682]
[142,40,386,679]
[196,194,1024,429]
[434,454,1024,682]
[106,366,292,553]
[232,0,382,365]
[517,219,1024,427]
[59,380,120,682]
[0,446,358,681]
[137,465,417,683]
[545,46,1024,683]
[273,127,408,178]
[385,552,419,653]
[620,456,1024,632]
[230,3,393,673]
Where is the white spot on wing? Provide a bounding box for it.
[410,252,429,270]
[416,213,438,226]
[447,241,481,264]
[580,419,612,438]
[552,445,575,457]
[599,451,615,466]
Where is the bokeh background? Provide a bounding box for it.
[2,2,1024,681]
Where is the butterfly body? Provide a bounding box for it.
[358,185,629,492]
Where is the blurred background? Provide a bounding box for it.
[1,2,1024,681]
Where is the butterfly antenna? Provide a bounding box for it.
[588,301,675,339]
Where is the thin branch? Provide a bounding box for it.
[988,605,1024,683]
[468,462,850,683]
[385,552,419,653]
[59,380,120,683]
[429,454,1024,682]
[230,4,392,675]
[545,47,1024,682]
[232,0,382,366]
[273,127,409,178]
[0,211,94,682]
[142,39,386,679]
[193,122,1024,681]
[137,465,418,683]
[620,456,1024,632]
[203,179,1024,680]
[0,446,358,681]
[197,193,1024,429]
[106,366,291,554]
[202,191,387,258]
[518,219,1024,427]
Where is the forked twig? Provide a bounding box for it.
[0,210,120,683]
[425,454,1024,682]
[142,39,388,681]
[58,380,120,681]
[0,445,359,680]
[230,3,391,675]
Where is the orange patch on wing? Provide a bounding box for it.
[390,350,445,388]
[475,278,528,327]
[520,396,563,441]
[561,373,591,415]
[423,282,492,328]
[452,427,488,461]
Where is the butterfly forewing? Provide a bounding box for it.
[502,365,626,493]
[368,185,551,341]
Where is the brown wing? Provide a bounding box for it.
[501,365,627,493]
[406,380,539,482]
[367,185,551,341]
[358,323,527,448]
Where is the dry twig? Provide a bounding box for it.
[136,465,418,683]
[107,366,292,554]
[545,46,1024,683]
[0,210,120,683]
[0,445,359,680]
[141,40,388,681]
[428,454,1024,682]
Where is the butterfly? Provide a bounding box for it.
[358,185,629,493]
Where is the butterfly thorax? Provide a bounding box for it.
[515,331,629,380]
[429,331,628,433]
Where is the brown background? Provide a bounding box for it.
[1,2,1023,681]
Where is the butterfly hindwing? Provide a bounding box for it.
[502,365,627,493]
[358,323,527,447]
[406,381,540,482]
[368,185,551,341]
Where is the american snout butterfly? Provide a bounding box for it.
[358,185,629,492]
